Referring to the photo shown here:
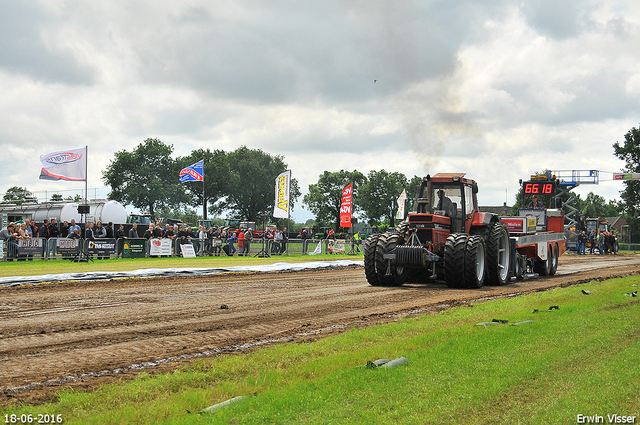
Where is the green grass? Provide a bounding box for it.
[0,253,362,278]
[3,275,639,424]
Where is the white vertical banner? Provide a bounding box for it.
[396,189,407,219]
[273,170,291,219]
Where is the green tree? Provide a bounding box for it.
[2,186,37,204]
[404,175,423,215]
[50,193,63,202]
[613,126,640,240]
[224,146,300,221]
[177,149,230,218]
[580,192,622,218]
[303,170,366,231]
[359,170,408,227]
[102,138,188,219]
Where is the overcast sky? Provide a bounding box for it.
[1,1,638,222]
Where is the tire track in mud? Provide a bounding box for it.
[1,255,639,405]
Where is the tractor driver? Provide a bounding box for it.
[528,195,545,209]
[436,189,453,217]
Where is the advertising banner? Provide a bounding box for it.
[396,189,407,220]
[340,183,353,228]
[149,238,172,256]
[88,239,116,257]
[327,239,346,254]
[0,240,3,260]
[18,238,44,256]
[57,239,81,257]
[273,170,291,219]
[180,244,197,258]
[123,238,146,258]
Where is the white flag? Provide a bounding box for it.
[39,147,87,181]
[273,170,291,219]
[396,189,407,219]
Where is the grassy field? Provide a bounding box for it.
[0,253,363,279]
[2,273,639,424]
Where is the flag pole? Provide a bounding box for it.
[85,145,88,203]
[202,160,207,220]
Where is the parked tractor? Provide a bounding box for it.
[364,173,566,288]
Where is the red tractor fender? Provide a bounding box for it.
[469,212,499,233]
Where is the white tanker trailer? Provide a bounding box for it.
[0,199,127,226]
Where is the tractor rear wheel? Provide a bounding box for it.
[444,234,468,288]
[463,235,486,288]
[364,234,381,286]
[485,222,511,286]
[374,232,402,287]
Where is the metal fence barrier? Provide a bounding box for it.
[1,237,365,261]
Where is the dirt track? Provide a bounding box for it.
[1,253,639,406]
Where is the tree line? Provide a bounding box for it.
[3,127,640,237]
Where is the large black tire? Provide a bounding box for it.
[444,234,468,288]
[364,234,381,286]
[534,244,552,276]
[549,243,559,276]
[485,222,511,286]
[395,220,409,236]
[463,235,486,288]
[374,232,402,287]
[514,252,524,280]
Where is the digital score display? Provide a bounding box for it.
[523,181,555,195]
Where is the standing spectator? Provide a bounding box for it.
[128,223,139,239]
[18,222,31,239]
[68,228,82,239]
[60,220,69,238]
[269,227,278,254]
[603,231,610,254]
[177,225,192,245]
[237,228,245,256]
[105,222,114,239]
[19,222,33,260]
[244,228,253,256]
[95,221,107,239]
[116,224,126,239]
[39,219,51,259]
[69,219,81,235]
[588,231,596,254]
[274,229,283,255]
[212,227,222,256]
[29,219,38,241]
[301,227,310,254]
[577,231,586,255]
[85,222,95,241]
[1,223,19,261]
[143,224,156,240]
[162,224,174,239]
[597,231,604,255]
[197,225,206,255]
[227,231,237,256]
[152,224,162,238]
[280,227,288,254]
[48,218,59,259]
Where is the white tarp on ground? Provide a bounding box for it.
[0,260,364,287]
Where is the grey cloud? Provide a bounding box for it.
[520,0,597,39]
[0,2,95,85]
[132,1,506,104]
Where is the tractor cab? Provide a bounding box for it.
[412,173,477,235]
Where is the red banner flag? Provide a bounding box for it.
[340,183,353,228]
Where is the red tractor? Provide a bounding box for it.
[364,173,511,288]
